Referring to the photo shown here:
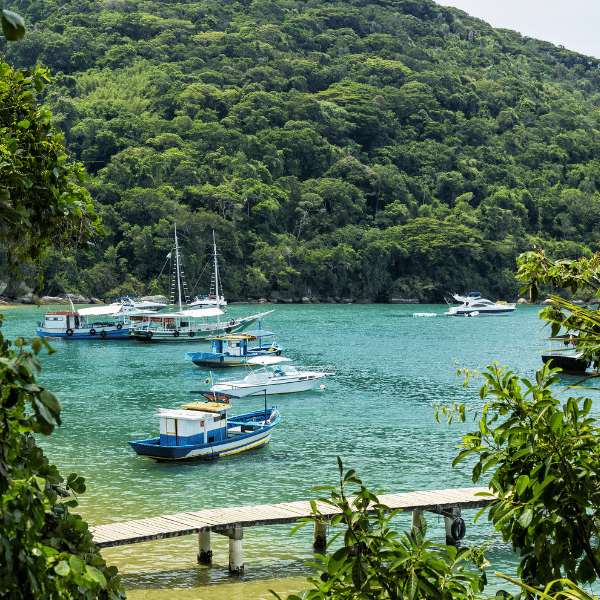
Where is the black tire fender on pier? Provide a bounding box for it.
[146,331,153,339]
[229,319,235,326]
[90,328,96,336]
[451,517,466,541]
[174,330,180,338]
[189,331,195,337]
[66,329,73,337]
[100,330,107,338]
[117,323,123,330]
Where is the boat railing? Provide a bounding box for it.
[288,365,336,375]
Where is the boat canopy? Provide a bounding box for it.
[77,305,122,316]
[183,307,224,318]
[206,333,258,341]
[180,400,232,412]
[147,307,224,318]
[247,355,292,366]
[242,330,275,337]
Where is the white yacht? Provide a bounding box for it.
[210,356,334,396]
[445,292,516,316]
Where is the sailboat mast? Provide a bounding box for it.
[175,225,183,312]
[213,230,221,330]
[213,231,220,310]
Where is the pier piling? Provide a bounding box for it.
[197,531,212,564]
[313,520,328,550]
[219,526,244,574]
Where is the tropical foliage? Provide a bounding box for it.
[288,254,600,600]
[3,0,600,300]
[517,248,600,370]
[0,333,126,599]
[277,458,489,600]
[1,22,125,598]
[0,59,103,286]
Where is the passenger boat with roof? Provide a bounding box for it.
[209,355,334,396]
[128,308,267,342]
[35,301,160,340]
[127,391,280,461]
[128,226,270,342]
[445,292,516,316]
[185,329,283,368]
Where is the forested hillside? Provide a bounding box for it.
[3,0,600,302]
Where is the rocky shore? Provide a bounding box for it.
[0,293,581,307]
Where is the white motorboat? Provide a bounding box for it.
[189,294,227,309]
[210,356,334,396]
[445,292,516,316]
[115,296,167,312]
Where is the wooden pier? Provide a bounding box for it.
[90,487,494,573]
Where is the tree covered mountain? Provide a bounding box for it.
[3,0,600,302]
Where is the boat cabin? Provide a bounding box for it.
[156,401,230,447]
[207,333,259,356]
[41,310,82,332]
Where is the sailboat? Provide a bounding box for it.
[190,233,227,308]
[128,227,271,343]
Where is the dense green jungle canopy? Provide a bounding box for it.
[3,0,600,302]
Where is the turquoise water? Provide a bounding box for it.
[0,303,581,599]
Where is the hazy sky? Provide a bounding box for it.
[440,1,600,60]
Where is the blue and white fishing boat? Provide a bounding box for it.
[127,391,280,461]
[185,330,283,368]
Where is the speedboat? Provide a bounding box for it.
[128,391,280,461]
[445,292,516,316]
[185,330,283,368]
[210,355,334,396]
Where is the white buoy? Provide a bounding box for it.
[320,384,325,390]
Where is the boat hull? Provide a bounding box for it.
[186,347,283,368]
[542,354,590,374]
[447,307,516,316]
[36,324,131,340]
[129,316,258,342]
[212,374,326,396]
[128,412,280,461]
[187,355,253,368]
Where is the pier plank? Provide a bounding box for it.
[90,487,494,548]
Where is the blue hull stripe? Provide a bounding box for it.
[36,328,131,339]
[129,428,274,461]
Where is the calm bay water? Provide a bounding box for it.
[1,302,588,599]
